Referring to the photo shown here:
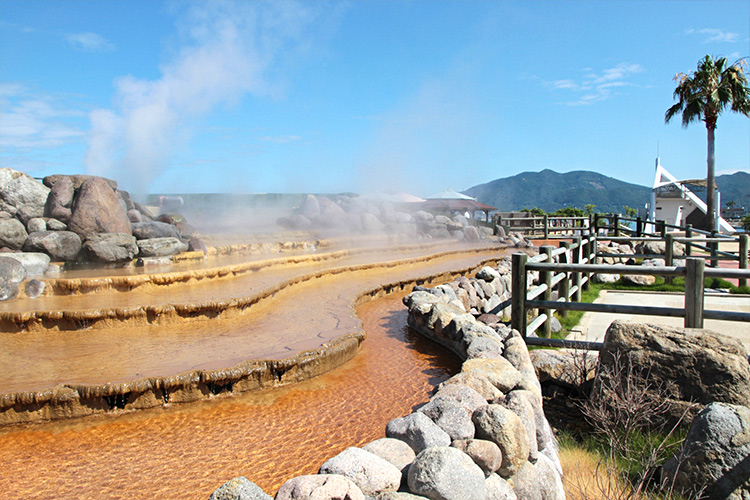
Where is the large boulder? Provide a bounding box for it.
[208,476,272,500]
[362,438,416,476]
[83,233,139,263]
[461,358,521,394]
[472,404,530,477]
[68,177,131,238]
[511,454,565,500]
[0,168,50,218]
[131,220,181,240]
[44,174,117,190]
[386,411,451,453]
[597,321,750,422]
[451,439,503,477]
[23,230,82,261]
[0,218,29,250]
[44,175,74,222]
[275,474,365,500]
[407,446,486,500]
[319,447,401,497]
[0,252,50,276]
[419,396,475,440]
[0,256,27,301]
[137,237,188,257]
[662,402,750,500]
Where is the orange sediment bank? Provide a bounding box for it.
[0,243,511,426]
[0,293,462,499]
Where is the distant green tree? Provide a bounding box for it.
[584,204,596,216]
[742,214,750,232]
[665,55,750,232]
[727,200,736,208]
[623,206,638,218]
[521,207,545,216]
[552,207,585,217]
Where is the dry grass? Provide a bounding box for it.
[560,446,631,500]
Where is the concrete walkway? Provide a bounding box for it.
[572,290,750,351]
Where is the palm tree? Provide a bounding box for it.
[665,55,750,231]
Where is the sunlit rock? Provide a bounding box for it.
[472,404,530,477]
[276,474,365,500]
[0,218,28,250]
[83,233,139,263]
[0,168,50,219]
[136,237,188,257]
[23,230,82,261]
[44,175,74,222]
[68,177,132,238]
[208,476,272,500]
[407,446,486,500]
[319,447,401,497]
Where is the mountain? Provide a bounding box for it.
[716,171,750,210]
[464,169,651,214]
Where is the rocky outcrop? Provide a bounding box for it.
[597,321,750,423]
[0,218,28,250]
[662,402,750,499]
[82,233,139,263]
[23,231,82,261]
[0,168,50,219]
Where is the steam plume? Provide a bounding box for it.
[84,0,320,194]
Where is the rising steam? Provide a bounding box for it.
[84,0,323,194]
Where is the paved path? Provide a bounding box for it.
[574,290,750,351]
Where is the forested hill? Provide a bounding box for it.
[716,171,750,210]
[464,169,651,214]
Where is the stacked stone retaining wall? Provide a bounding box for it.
[211,257,564,499]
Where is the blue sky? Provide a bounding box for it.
[1,0,749,198]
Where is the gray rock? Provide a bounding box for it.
[461,358,521,393]
[503,390,538,462]
[662,402,750,500]
[137,237,188,257]
[275,474,365,500]
[419,396,475,440]
[127,209,142,223]
[188,236,208,254]
[529,349,598,389]
[375,493,428,500]
[208,476,272,500]
[0,252,50,276]
[131,220,181,240]
[319,447,401,497]
[46,218,67,231]
[0,256,27,301]
[25,279,45,298]
[26,217,46,233]
[362,212,385,232]
[386,412,451,453]
[362,438,416,475]
[512,453,565,500]
[485,473,516,500]
[472,404,530,477]
[476,266,501,282]
[0,218,29,250]
[593,273,620,284]
[466,336,505,360]
[0,168,50,218]
[620,274,656,286]
[598,321,750,423]
[438,373,503,401]
[83,233,139,263]
[23,230,82,261]
[298,194,320,219]
[451,439,503,477]
[431,384,487,416]
[407,446,485,500]
[463,226,480,241]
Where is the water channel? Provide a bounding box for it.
[0,240,511,498]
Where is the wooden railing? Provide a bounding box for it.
[496,214,590,239]
[510,239,750,350]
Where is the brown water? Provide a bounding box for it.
[1,246,501,393]
[0,293,460,499]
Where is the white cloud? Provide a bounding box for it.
[84,0,330,193]
[685,28,739,43]
[0,84,85,151]
[546,62,644,106]
[66,31,115,52]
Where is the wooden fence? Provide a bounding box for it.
[509,231,750,350]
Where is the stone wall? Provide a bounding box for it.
[210,258,565,500]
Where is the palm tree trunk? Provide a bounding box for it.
[706,124,716,232]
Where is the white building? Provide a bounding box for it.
[648,158,734,234]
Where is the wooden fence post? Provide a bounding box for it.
[540,245,554,338]
[710,230,719,268]
[558,241,570,318]
[636,216,643,237]
[614,213,620,237]
[659,220,666,238]
[740,234,748,288]
[543,214,549,240]
[572,236,582,302]
[685,257,704,328]
[665,233,674,285]
[685,224,692,257]
[511,253,528,337]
